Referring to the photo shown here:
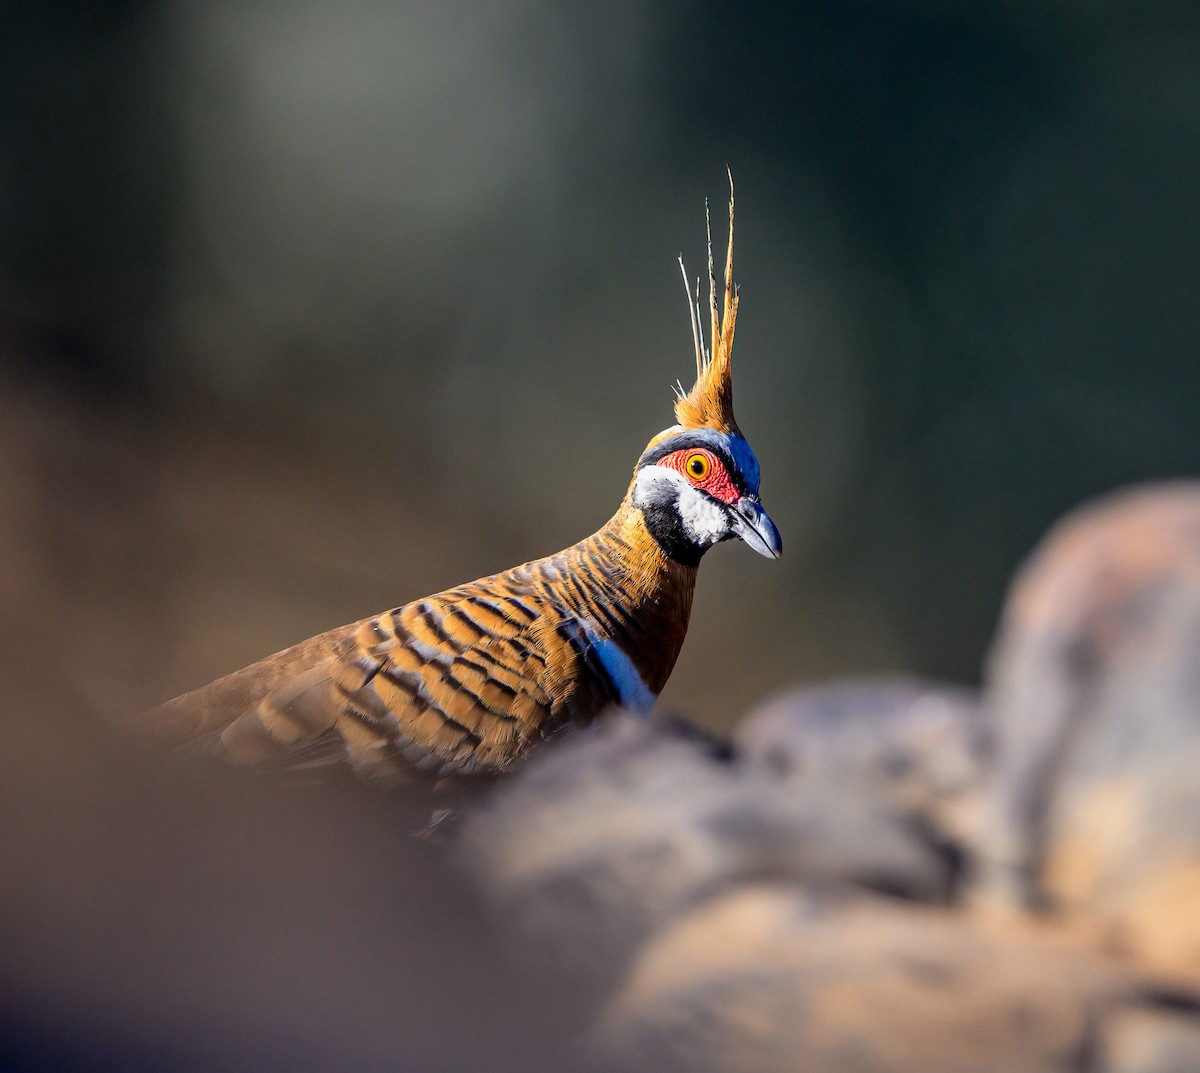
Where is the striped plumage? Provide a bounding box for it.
[142,184,780,784]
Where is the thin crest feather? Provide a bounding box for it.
[677,256,706,380]
[675,172,739,434]
[707,199,719,377]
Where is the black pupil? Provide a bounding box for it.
[690,458,704,474]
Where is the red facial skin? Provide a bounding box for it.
[658,448,740,505]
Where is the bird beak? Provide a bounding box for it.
[730,497,782,559]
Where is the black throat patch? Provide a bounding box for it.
[637,483,709,567]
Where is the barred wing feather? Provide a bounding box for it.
[143,573,567,783]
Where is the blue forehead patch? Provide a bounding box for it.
[722,432,761,493]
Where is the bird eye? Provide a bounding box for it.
[685,452,711,481]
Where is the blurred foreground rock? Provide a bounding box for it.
[592,887,1119,1073]
[458,679,984,995]
[734,677,987,899]
[0,666,580,1072]
[981,482,1200,986]
[460,481,1200,1072]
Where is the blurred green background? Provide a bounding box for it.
[3,1,1199,731]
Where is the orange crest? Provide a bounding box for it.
[674,173,740,435]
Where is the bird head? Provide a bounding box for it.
[631,181,782,567]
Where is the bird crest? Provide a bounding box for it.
[672,173,740,436]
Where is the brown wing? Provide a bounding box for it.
[140,576,568,783]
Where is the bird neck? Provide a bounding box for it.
[558,496,700,695]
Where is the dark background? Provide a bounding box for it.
[4,1,1200,730]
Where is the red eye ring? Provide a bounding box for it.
[658,447,740,504]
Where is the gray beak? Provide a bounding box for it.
[729,497,783,559]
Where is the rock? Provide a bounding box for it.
[460,684,985,995]
[1095,1004,1200,1073]
[736,677,987,901]
[979,483,1200,983]
[0,672,579,1073]
[591,884,1120,1073]
[456,715,792,992]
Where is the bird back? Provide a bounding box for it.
[140,501,697,784]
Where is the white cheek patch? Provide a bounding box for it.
[675,482,730,546]
[632,466,731,548]
[632,465,672,508]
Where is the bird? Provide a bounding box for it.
[140,184,781,786]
